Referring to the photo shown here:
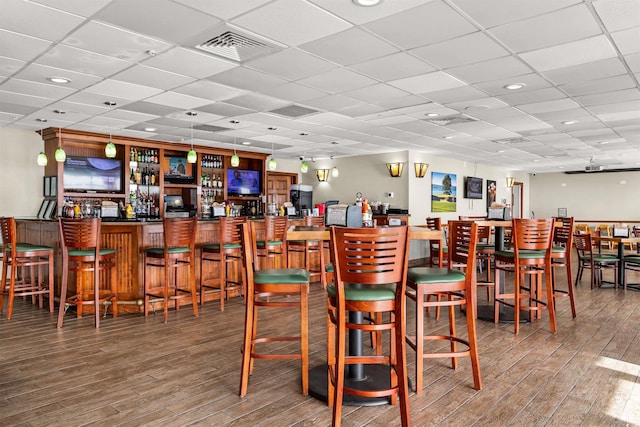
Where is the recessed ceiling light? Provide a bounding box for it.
[425,113,440,117]
[497,150,505,153]
[242,141,250,145]
[299,132,309,136]
[352,0,382,6]
[104,101,117,106]
[562,120,578,125]
[144,127,156,132]
[599,141,609,145]
[503,83,525,90]
[146,49,158,56]
[230,120,240,124]
[47,77,70,84]
[268,127,277,131]
[53,109,65,114]
[443,136,454,140]
[36,118,47,123]
[185,111,197,117]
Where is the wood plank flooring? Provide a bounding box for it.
[1,259,639,426]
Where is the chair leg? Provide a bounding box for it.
[332,309,347,427]
[48,252,54,313]
[163,262,169,323]
[545,261,557,334]
[57,256,69,328]
[190,257,199,318]
[239,285,255,397]
[448,294,458,369]
[111,262,118,318]
[464,284,483,390]
[300,283,309,395]
[415,286,425,393]
[327,299,336,408]
[93,259,100,328]
[395,307,412,427]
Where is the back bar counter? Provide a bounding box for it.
[16,218,308,312]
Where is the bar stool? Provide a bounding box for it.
[426,217,448,267]
[58,218,118,328]
[239,221,310,397]
[144,217,199,323]
[326,226,412,427]
[405,220,482,393]
[494,218,556,335]
[200,216,247,310]
[288,215,326,287]
[550,216,576,318]
[255,215,288,269]
[0,217,55,319]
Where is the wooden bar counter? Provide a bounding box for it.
[16,218,308,313]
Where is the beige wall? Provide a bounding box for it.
[0,128,45,217]
[530,171,640,224]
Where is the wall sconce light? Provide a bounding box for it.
[506,177,515,187]
[386,162,404,177]
[414,162,429,178]
[315,169,330,182]
[105,133,117,158]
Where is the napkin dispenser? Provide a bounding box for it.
[325,204,362,227]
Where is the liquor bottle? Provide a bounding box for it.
[130,148,136,162]
[130,168,135,184]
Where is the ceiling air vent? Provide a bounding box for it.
[194,124,230,133]
[492,137,529,144]
[192,23,284,63]
[423,114,477,126]
[269,104,319,118]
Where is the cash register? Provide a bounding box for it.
[164,195,190,218]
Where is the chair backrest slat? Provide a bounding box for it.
[59,218,101,250]
[163,217,197,249]
[512,218,553,252]
[220,216,247,245]
[265,216,289,241]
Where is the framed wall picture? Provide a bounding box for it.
[37,200,49,218]
[44,176,51,197]
[49,176,57,197]
[44,200,56,219]
[557,208,567,218]
[431,171,457,213]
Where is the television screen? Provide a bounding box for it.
[163,155,195,184]
[63,156,122,192]
[227,169,261,196]
[464,176,483,199]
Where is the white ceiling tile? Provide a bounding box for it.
[37,44,132,77]
[223,93,291,112]
[517,98,581,114]
[232,0,352,46]
[298,68,378,93]
[112,65,195,91]
[13,63,102,90]
[300,28,399,66]
[173,81,246,102]
[423,86,491,104]
[520,35,618,71]
[411,32,509,69]
[84,79,164,101]
[29,0,111,17]
[452,0,582,28]
[447,56,532,84]
[210,67,288,92]
[576,88,640,107]
[197,103,256,118]
[246,48,338,81]
[562,75,637,96]
[365,1,477,50]
[489,4,602,52]
[143,92,213,109]
[389,71,466,94]
[261,82,329,103]
[610,27,640,55]
[0,79,76,99]
[474,73,552,96]
[497,87,567,105]
[0,30,53,62]
[308,0,433,25]
[0,90,53,108]
[542,57,628,85]
[0,0,85,42]
[349,52,435,82]
[143,47,238,79]
[342,84,409,104]
[593,0,640,32]
[173,0,272,20]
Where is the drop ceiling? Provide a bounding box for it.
[0,0,638,173]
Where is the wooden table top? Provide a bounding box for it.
[286,225,443,241]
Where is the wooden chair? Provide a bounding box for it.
[426,217,447,267]
[255,215,288,269]
[239,222,310,397]
[288,215,326,287]
[459,216,494,303]
[0,217,54,320]
[574,224,591,234]
[405,220,482,393]
[494,218,556,335]
[574,232,620,289]
[143,217,199,323]
[200,216,247,310]
[623,227,640,288]
[595,224,613,250]
[58,218,118,328]
[550,217,576,318]
[326,226,412,427]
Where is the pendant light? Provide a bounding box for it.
[268,143,277,171]
[231,137,240,167]
[36,129,47,166]
[187,114,197,164]
[105,132,117,158]
[331,155,339,177]
[54,127,66,162]
[300,158,308,173]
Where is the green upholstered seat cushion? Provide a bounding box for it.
[552,246,567,253]
[201,243,241,250]
[326,262,334,273]
[69,248,117,256]
[10,243,54,252]
[289,239,320,243]
[254,268,310,284]
[145,247,189,255]
[623,256,640,263]
[495,249,546,259]
[326,282,396,301]
[578,254,619,262]
[256,240,283,247]
[477,243,495,250]
[407,267,465,284]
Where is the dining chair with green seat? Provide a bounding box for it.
[550,216,576,318]
[405,220,482,394]
[143,216,199,323]
[623,227,640,288]
[494,218,557,335]
[239,221,310,397]
[574,232,620,289]
[288,215,326,288]
[0,217,55,320]
[255,215,288,270]
[326,225,412,427]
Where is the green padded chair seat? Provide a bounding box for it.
[68,248,117,256]
[254,268,310,284]
[145,247,189,255]
[326,282,396,301]
[495,249,546,259]
[289,239,320,243]
[10,243,54,252]
[256,240,283,247]
[477,243,495,250]
[552,246,567,253]
[201,243,241,250]
[408,267,465,284]
[326,262,334,273]
[622,256,640,263]
[578,254,619,263]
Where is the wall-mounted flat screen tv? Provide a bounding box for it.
[163,155,195,184]
[227,169,261,196]
[464,176,483,199]
[63,156,122,193]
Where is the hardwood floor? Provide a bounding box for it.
[1,259,639,426]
